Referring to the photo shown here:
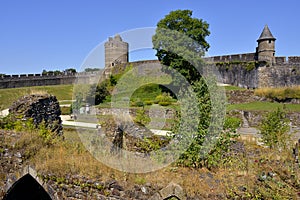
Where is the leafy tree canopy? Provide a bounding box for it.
[152,10,210,84]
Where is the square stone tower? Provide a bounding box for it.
[104,34,129,68]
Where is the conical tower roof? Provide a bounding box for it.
[257,25,276,42]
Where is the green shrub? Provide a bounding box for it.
[155,93,173,102]
[223,117,241,131]
[158,101,171,106]
[135,101,144,107]
[259,108,290,149]
[144,100,153,105]
[134,109,150,126]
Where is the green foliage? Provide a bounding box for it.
[109,75,117,86]
[158,101,172,106]
[135,100,144,107]
[136,135,170,153]
[152,9,210,85]
[223,117,241,131]
[38,120,55,143]
[172,78,233,169]
[131,84,163,103]
[71,93,83,113]
[155,92,173,104]
[84,68,100,72]
[0,116,56,144]
[215,61,258,71]
[135,108,150,126]
[144,100,154,105]
[259,108,290,149]
[86,82,110,105]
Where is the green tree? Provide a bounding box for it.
[152,11,233,169]
[64,68,76,74]
[86,82,110,105]
[259,108,290,149]
[152,9,210,84]
[84,68,101,72]
[71,92,83,114]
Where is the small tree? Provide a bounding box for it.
[259,108,290,149]
[86,82,110,105]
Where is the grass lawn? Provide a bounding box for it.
[227,101,300,112]
[0,85,74,109]
[224,85,246,91]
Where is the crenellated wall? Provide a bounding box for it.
[0,71,103,89]
[204,53,257,63]
[1,56,300,90]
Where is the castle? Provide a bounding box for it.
[0,25,300,89]
[205,25,300,65]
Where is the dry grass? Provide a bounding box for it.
[29,89,48,95]
[7,128,300,198]
[255,86,300,100]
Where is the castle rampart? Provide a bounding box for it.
[1,26,300,89]
[0,71,103,89]
[204,53,257,63]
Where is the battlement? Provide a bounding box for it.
[204,54,300,65]
[0,71,103,89]
[204,53,257,63]
[274,56,300,65]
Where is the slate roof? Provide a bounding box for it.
[257,25,276,41]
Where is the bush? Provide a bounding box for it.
[259,108,290,149]
[155,93,173,102]
[158,101,171,106]
[223,117,241,131]
[135,101,144,107]
[144,100,154,105]
[134,109,150,126]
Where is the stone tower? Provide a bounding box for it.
[104,34,129,68]
[256,25,276,63]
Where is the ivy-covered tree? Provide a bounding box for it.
[152,10,232,169]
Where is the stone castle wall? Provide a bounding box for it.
[206,54,300,88]
[0,71,103,89]
[1,56,300,89]
[217,63,300,88]
[204,53,257,62]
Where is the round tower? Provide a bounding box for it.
[256,25,276,63]
[104,34,129,68]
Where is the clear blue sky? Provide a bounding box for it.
[1,0,300,74]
